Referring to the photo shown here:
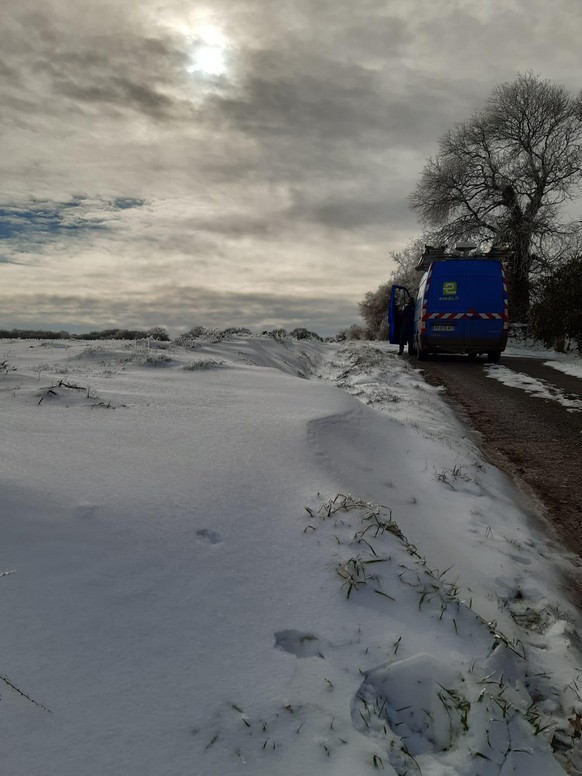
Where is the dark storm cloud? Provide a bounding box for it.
[53,76,176,119]
[207,49,481,152]
[4,286,359,336]
[290,195,413,231]
[213,62,388,140]
[288,179,422,231]
[181,214,280,239]
[148,286,358,333]
[0,6,195,121]
[0,57,17,79]
[332,13,412,56]
[2,0,481,151]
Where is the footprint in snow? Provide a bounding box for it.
[274,630,325,658]
[506,552,532,565]
[196,528,222,545]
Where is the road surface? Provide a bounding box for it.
[417,354,582,563]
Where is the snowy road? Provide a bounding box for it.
[418,354,582,561]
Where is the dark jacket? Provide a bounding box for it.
[401,301,415,334]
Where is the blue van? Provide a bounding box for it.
[388,247,508,362]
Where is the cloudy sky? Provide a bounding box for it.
[1,0,582,335]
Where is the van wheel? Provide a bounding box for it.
[487,351,501,363]
[415,336,426,360]
[467,353,477,361]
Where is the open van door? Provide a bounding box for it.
[388,285,412,344]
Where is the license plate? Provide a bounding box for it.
[432,324,455,331]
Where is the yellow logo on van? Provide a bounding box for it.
[442,281,457,295]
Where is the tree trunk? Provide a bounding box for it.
[506,260,530,323]
[500,186,532,322]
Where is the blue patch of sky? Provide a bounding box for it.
[113,197,146,210]
[0,195,146,242]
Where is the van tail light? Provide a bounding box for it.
[500,265,509,330]
[420,266,433,334]
[420,303,428,334]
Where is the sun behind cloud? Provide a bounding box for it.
[189,43,226,76]
[165,17,230,78]
[187,25,229,76]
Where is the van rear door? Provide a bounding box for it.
[463,260,506,346]
[425,259,506,350]
[424,263,467,347]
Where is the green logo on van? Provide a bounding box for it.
[442,281,457,295]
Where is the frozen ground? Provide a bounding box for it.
[1,335,582,775]
[485,337,582,412]
[484,365,582,412]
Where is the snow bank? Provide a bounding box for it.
[0,335,581,775]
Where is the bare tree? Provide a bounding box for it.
[410,73,582,320]
[359,281,391,340]
[359,236,427,339]
[388,235,427,293]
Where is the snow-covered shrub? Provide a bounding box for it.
[263,328,287,341]
[184,326,209,339]
[174,327,228,348]
[221,327,252,337]
[338,324,368,341]
[133,350,173,366]
[359,282,391,340]
[182,359,226,370]
[289,327,322,341]
[529,257,582,353]
[507,322,529,343]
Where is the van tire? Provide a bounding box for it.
[467,353,478,361]
[487,351,501,363]
[415,336,427,360]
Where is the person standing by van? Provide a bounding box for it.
[398,298,415,355]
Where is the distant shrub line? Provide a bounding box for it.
[0,324,366,344]
[175,325,344,343]
[0,327,170,341]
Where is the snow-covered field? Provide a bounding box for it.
[1,335,582,775]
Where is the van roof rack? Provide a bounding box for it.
[415,244,507,271]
